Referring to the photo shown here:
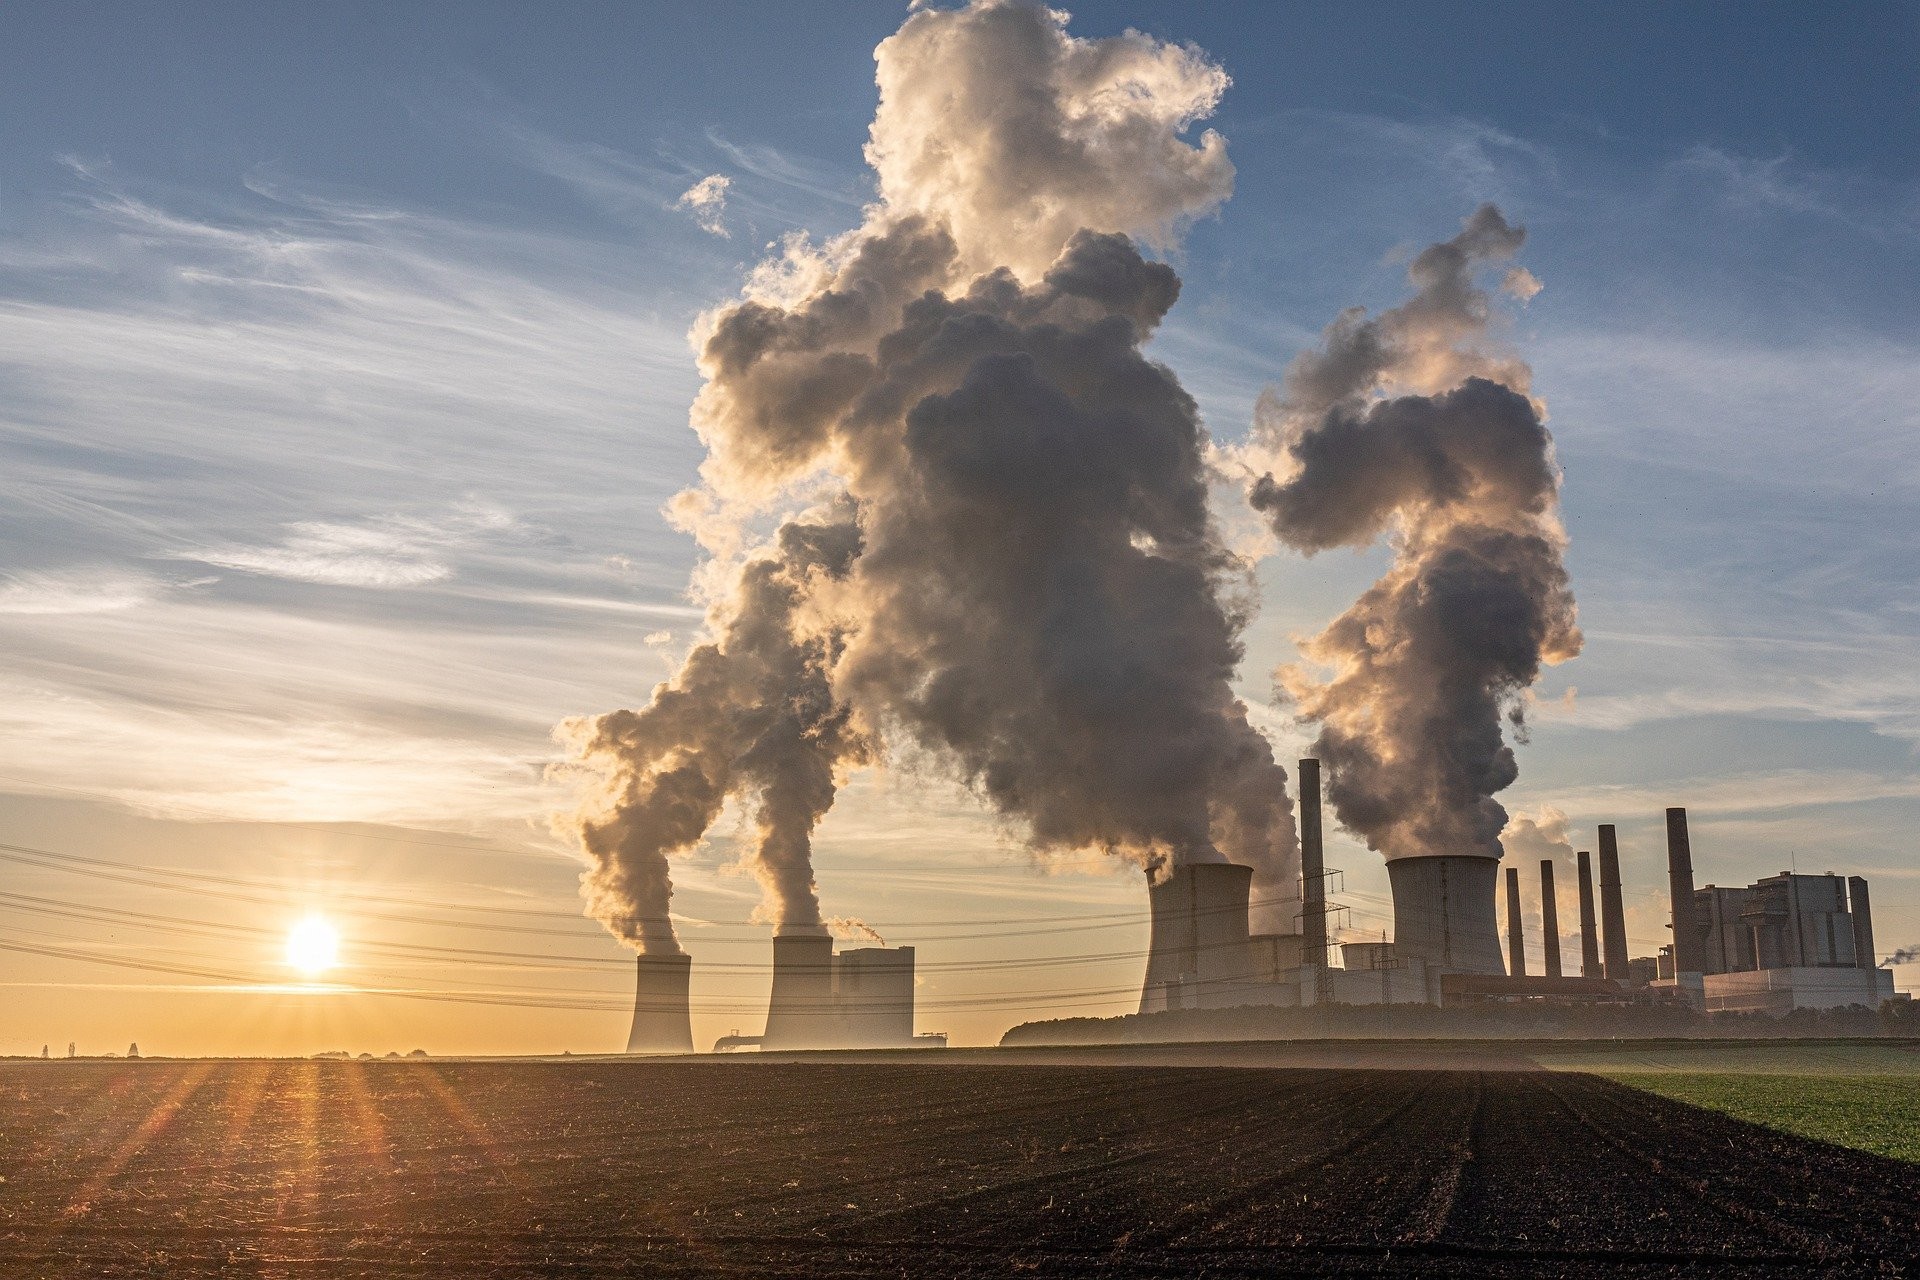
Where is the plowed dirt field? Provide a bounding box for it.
[2,1060,1914,1276]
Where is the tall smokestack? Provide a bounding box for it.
[1665,808,1704,975]
[1848,876,1877,970]
[626,953,694,1054]
[763,933,838,1051]
[1298,758,1326,966]
[1575,850,1600,977]
[1539,859,1562,978]
[1505,865,1526,977]
[1598,824,1629,980]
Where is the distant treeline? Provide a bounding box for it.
[1001,999,1920,1046]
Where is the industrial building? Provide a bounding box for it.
[622,934,932,1054]
[626,770,1902,1052]
[1651,808,1894,1013]
[1138,759,1507,1011]
[1129,769,1900,1018]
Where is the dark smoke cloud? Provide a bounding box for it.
[1892,944,1920,965]
[562,0,1298,949]
[557,505,867,952]
[1248,206,1580,862]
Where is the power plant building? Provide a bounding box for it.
[1131,776,1899,1019]
[1137,760,1505,1013]
[754,936,927,1051]
[1682,870,1894,1013]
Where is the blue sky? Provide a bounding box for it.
[2,1,1917,1053]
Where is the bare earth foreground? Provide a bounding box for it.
[2,1055,1916,1277]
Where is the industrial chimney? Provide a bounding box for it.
[1848,876,1877,970]
[1665,808,1705,975]
[1598,824,1630,981]
[626,953,694,1054]
[1539,859,1562,979]
[763,933,838,1051]
[1575,850,1600,978]
[1387,854,1505,975]
[1505,865,1526,977]
[1297,758,1327,968]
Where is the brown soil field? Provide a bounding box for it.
[1,1058,1915,1277]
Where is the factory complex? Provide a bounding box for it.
[624,760,1903,1053]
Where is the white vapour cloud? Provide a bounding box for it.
[0,569,165,615]
[676,174,732,237]
[867,0,1234,279]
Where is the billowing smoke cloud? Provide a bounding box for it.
[562,0,1297,951]
[867,0,1233,281]
[1500,806,1574,864]
[1891,944,1920,965]
[1249,205,1580,861]
[557,504,867,952]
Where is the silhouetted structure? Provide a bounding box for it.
[1506,866,1525,977]
[1576,849,1600,977]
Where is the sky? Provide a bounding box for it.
[2,0,1918,1055]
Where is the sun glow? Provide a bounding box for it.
[286,915,341,979]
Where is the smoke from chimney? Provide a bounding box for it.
[1247,207,1580,863]
[559,0,1298,951]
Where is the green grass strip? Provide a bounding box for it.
[1604,1071,1920,1164]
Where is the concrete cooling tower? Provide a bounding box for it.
[759,935,922,1051]
[1139,862,1256,1013]
[625,953,694,1054]
[1387,855,1506,976]
[763,933,838,1051]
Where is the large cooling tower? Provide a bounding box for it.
[836,946,916,1047]
[1388,855,1506,976]
[1140,861,1254,1012]
[626,953,694,1054]
[762,933,838,1051]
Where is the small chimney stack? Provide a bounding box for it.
[1848,876,1877,970]
[1505,865,1526,977]
[1298,759,1327,967]
[1540,859,1562,979]
[1598,825,1630,981]
[1665,808,1705,975]
[1576,850,1600,977]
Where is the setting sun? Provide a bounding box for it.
[285,915,340,979]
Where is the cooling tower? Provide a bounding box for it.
[1576,850,1601,977]
[1665,808,1706,975]
[836,946,916,1047]
[1140,861,1255,1012]
[1387,855,1505,976]
[1598,824,1630,980]
[1539,859,1562,978]
[1505,865,1526,977]
[1298,758,1327,967]
[763,933,838,1051]
[626,953,694,1055]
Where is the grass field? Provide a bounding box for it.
[1517,1039,1920,1164]
[1599,1072,1920,1164]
